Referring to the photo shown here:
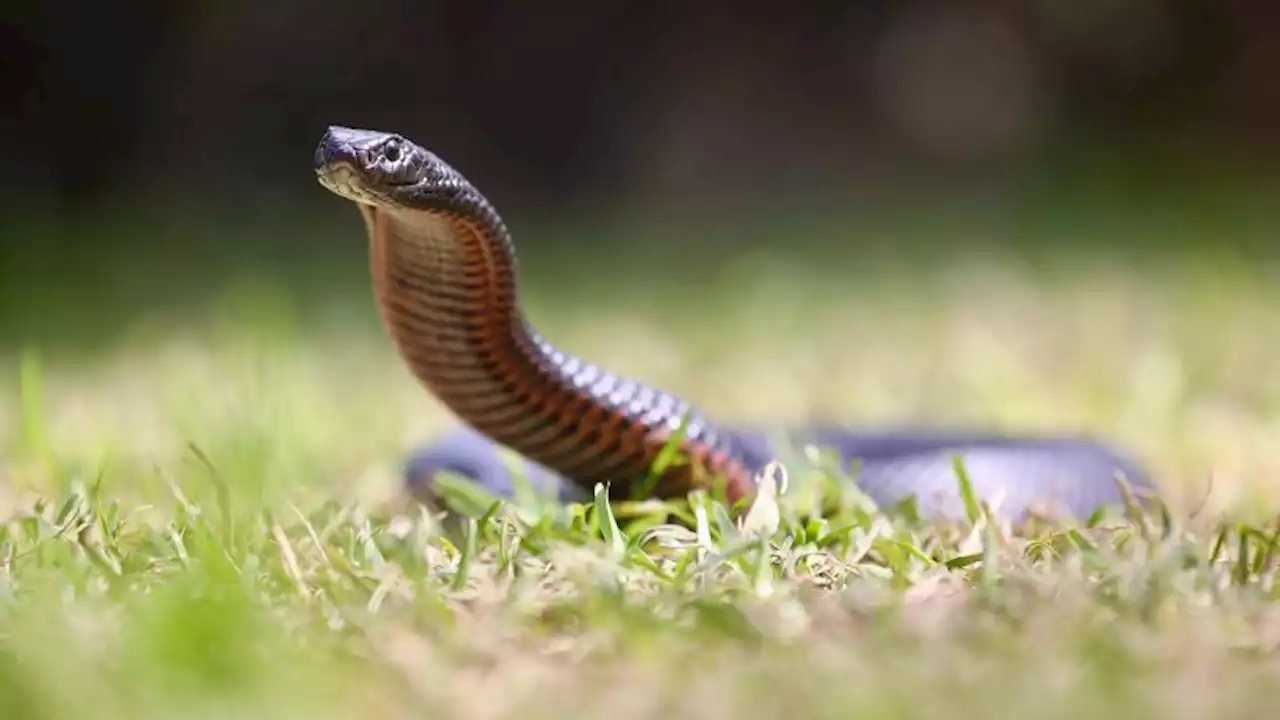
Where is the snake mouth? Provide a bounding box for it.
[315,162,381,206]
[316,162,422,210]
[316,163,426,218]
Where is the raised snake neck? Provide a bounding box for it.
[314,126,757,505]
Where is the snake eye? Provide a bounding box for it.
[383,139,402,163]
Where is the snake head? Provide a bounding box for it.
[314,126,434,207]
[315,125,495,226]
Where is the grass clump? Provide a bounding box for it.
[0,451,1279,719]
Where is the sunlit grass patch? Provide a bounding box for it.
[0,456,1279,718]
[2,213,1280,716]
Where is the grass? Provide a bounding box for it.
[3,199,1280,717]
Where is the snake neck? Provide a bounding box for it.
[367,206,756,502]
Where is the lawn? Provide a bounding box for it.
[2,191,1280,718]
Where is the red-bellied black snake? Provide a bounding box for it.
[313,125,1153,520]
[315,126,759,508]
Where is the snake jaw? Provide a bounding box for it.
[314,161,378,207]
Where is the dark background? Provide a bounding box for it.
[2,1,1278,348]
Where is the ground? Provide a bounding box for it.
[1,194,1279,718]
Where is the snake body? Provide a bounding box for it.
[314,125,1152,520]
[315,126,756,505]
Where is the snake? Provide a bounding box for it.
[313,125,1153,521]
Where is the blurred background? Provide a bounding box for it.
[2,1,1279,510]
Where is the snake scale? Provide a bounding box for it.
[314,125,1152,521]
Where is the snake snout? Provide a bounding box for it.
[315,126,360,171]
